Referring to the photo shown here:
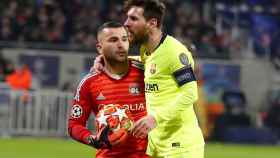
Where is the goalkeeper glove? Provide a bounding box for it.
[86,126,128,149]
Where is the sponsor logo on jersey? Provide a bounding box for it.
[96,92,106,100]
[172,142,180,148]
[123,102,146,112]
[98,103,146,112]
[129,83,141,95]
[150,63,156,74]
[145,83,159,93]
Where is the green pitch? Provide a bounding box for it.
[0,138,279,158]
[0,138,93,158]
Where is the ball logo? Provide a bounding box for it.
[96,104,133,132]
[71,104,82,118]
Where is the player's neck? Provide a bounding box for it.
[104,60,129,77]
[143,29,162,55]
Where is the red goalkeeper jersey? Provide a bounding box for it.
[68,60,147,158]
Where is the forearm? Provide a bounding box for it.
[68,124,92,144]
[151,81,198,124]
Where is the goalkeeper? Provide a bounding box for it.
[68,21,149,158]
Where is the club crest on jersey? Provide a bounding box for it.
[71,104,82,118]
[179,53,189,65]
[129,83,141,95]
[150,63,156,74]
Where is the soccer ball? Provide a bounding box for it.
[95,104,133,133]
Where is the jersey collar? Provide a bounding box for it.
[145,33,167,56]
[103,60,131,80]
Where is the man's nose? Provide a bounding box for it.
[117,40,125,48]
[124,19,130,27]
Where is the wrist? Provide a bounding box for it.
[147,114,157,130]
[148,113,158,126]
[86,135,103,149]
[86,135,96,144]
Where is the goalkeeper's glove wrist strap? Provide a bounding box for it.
[87,129,112,149]
[87,135,103,149]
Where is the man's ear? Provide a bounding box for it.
[147,18,158,28]
[96,42,102,53]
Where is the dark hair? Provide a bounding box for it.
[97,21,125,39]
[124,0,166,27]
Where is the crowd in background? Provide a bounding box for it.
[0,0,279,61]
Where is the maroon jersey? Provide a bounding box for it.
[68,60,147,158]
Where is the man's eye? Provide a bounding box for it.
[130,16,137,21]
[109,38,118,42]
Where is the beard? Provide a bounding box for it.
[106,51,128,63]
[128,29,149,46]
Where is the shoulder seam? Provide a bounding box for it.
[74,73,98,101]
[131,60,144,70]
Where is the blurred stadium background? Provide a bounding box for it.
[0,0,279,157]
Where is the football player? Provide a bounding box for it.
[68,21,148,158]
[93,1,205,157]
[124,0,205,157]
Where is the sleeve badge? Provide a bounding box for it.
[179,53,189,66]
[71,104,83,118]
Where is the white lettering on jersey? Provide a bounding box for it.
[123,103,145,112]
